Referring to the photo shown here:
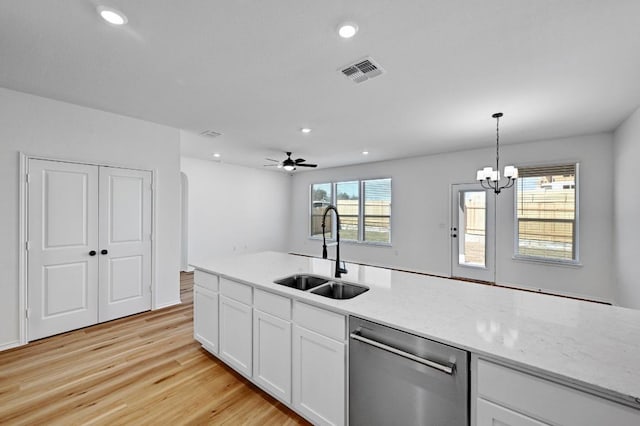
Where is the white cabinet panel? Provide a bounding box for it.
[254,289,291,320]
[220,277,252,305]
[476,358,640,426]
[219,295,252,376]
[293,325,345,426]
[253,309,291,403]
[293,301,345,342]
[194,270,219,292]
[477,398,549,426]
[194,286,219,354]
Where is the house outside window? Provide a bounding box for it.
[515,163,578,263]
[311,183,332,239]
[310,178,391,244]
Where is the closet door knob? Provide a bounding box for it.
[101,249,108,255]
[89,250,97,256]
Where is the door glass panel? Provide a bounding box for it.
[457,191,486,267]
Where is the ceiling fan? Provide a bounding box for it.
[264,152,317,171]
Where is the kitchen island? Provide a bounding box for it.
[191,251,640,425]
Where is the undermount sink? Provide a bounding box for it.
[273,274,369,299]
[273,274,328,290]
[311,281,369,300]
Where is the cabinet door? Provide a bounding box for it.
[194,285,218,354]
[477,398,549,426]
[253,310,291,403]
[219,295,252,376]
[292,325,345,426]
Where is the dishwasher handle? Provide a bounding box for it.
[350,330,455,375]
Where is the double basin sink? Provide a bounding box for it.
[273,274,369,300]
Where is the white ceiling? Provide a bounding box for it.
[1,0,640,170]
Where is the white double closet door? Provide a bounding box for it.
[27,159,152,341]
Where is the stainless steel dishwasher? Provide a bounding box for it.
[349,316,469,426]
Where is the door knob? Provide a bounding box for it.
[89,250,97,256]
[101,249,108,255]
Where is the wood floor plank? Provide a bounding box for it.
[0,272,309,425]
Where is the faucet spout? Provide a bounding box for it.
[321,205,347,278]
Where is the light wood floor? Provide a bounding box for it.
[0,272,309,425]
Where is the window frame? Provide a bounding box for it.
[512,162,581,266]
[309,177,392,246]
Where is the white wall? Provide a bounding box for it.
[289,133,615,302]
[613,106,640,309]
[181,154,291,264]
[0,88,181,349]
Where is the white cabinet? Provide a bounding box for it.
[193,270,219,354]
[477,398,549,426]
[219,294,253,377]
[193,286,219,354]
[292,302,346,426]
[191,272,347,425]
[253,309,291,403]
[475,357,640,426]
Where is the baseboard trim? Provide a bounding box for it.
[154,299,182,310]
[0,340,22,352]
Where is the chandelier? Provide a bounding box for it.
[476,112,518,194]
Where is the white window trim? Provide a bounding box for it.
[512,162,580,266]
[309,178,392,246]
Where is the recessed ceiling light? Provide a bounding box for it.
[362,151,369,155]
[213,153,221,158]
[301,128,312,134]
[338,22,358,39]
[97,6,128,25]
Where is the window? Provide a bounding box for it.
[310,178,392,244]
[336,181,359,240]
[311,183,332,238]
[515,164,578,262]
[363,178,392,243]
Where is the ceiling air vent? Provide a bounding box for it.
[340,57,384,84]
[200,130,222,138]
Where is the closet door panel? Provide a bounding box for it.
[98,167,152,322]
[27,159,99,340]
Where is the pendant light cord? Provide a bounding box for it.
[495,114,500,174]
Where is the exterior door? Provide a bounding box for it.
[98,167,152,322]
[27,159,99,340]
[451,183,495,282]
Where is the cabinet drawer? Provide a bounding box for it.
[254,289,291,320]
[194,270,219,292]
[293,301,345,341]
[220,277,252,305]
[477,359,640,426]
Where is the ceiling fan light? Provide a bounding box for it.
[283,164,295,171]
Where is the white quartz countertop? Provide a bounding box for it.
[191,251,640,406]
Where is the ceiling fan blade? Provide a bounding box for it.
[294,158,306,164]
[263,164,278,167]
[265,158,280,162]
[297,163,317,167]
